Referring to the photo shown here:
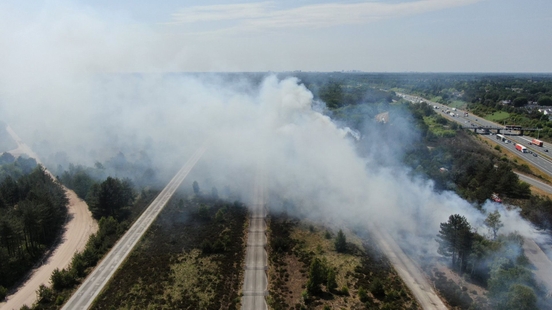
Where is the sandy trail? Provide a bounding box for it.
[0,125,98,310]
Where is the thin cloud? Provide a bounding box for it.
[170,2,274,24]
[169,0,483,31]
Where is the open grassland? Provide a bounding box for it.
[423,116,456,137]
[484,111,510,122]
[267,213,420,310]
[449,100,467,109]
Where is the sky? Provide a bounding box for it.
[1,0,551,72]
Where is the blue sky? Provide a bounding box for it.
[2,0,552,72]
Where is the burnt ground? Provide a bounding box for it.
[91,194,247,310]
[267,213,420,310]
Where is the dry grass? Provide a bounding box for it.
[268,216,420,309]
[165,249,220,308]
[291,225,361,289]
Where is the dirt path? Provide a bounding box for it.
[0,126,98,310]
[1,190,97,310]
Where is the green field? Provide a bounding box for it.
[449,100,467,109]
[485,111,510,122]
[423,116,456,137]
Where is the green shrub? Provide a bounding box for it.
[51,268,76,291]
[358,286,368,302]
[341,286,349,296]
[370,278,386,299]
[198,204,210,220]
[37,284,54,303]
[326,269,337,291]
[215,209,225,222]
[0,285,7,301]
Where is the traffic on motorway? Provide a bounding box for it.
[398,93,552,178]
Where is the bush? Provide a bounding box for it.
[341,286,349,296]
[215,209,225,222]
[201,240,213,254]
[272,237,291,253]
[326,269,337,291]
[37,284,54,303]
[0,285,7,301]
[198,204,210,220]
[370,278,386,299]
[358,286,368,302]
[51,268,76,291]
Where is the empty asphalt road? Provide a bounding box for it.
[61,146,206,310]
[241,166,268,310]
[369,224,448,310]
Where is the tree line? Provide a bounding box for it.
[437,213,544,309]
[0,157,68,299]
[405,102,531,204]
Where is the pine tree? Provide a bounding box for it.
[335,229,347,253]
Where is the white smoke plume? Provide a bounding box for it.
[0,2,546,265]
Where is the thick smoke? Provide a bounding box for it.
[0,2,547,270]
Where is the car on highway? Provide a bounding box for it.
[533,153,538,157]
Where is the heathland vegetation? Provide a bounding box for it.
[91,186,246,310]
[267,212,419,309]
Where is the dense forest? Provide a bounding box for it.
[26,147,173,308]
[0,155,68,300]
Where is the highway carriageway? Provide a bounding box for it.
[61,146,206,310]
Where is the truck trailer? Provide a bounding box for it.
[531,139,544,147]
[515,143,528,153]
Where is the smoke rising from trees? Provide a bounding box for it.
[0,2,546,263]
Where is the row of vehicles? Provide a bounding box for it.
[496,134,545,156]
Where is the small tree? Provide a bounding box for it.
[505,284,537,310]
[436,214,474,272]
[326,268,337,291]
[484,210,503,240]
[538,96,552,106]
[0,285,7,301]
[192,181,200,195]
[307,258,326,295]
[198,204,209,220]
[335,229,347,253]
[370,278,386,299]
[358,286,369,302]
[215,209,225,222]
[211,187,218,199]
